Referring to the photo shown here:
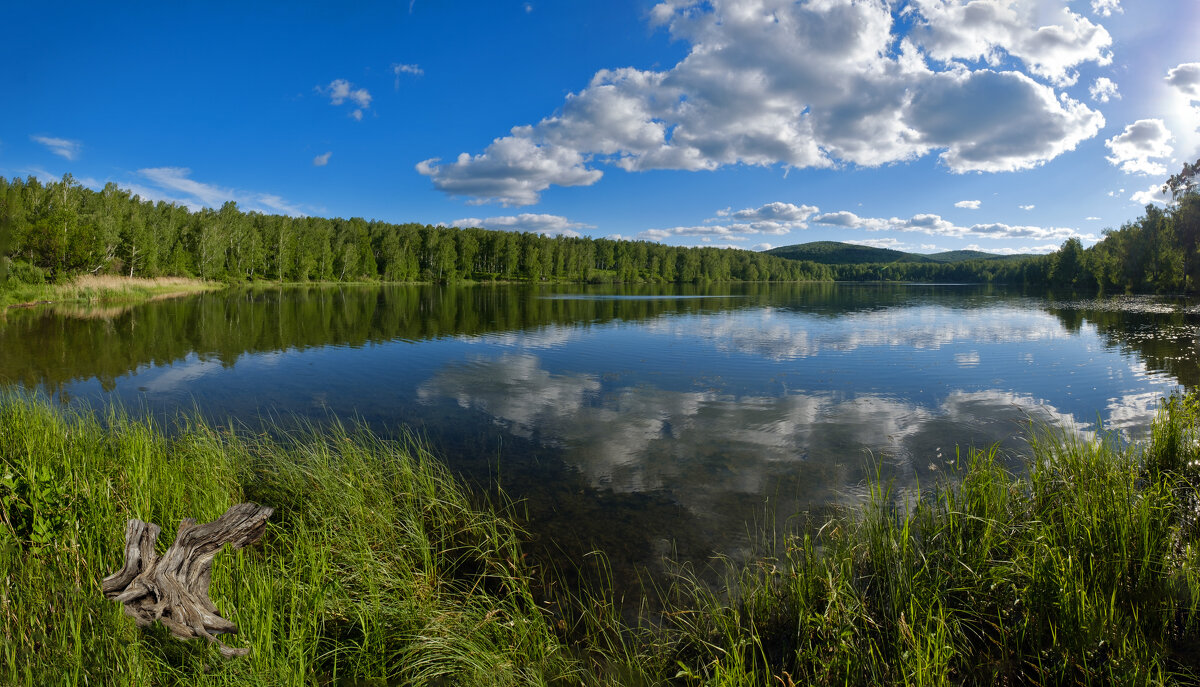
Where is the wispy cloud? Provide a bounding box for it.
[636,199,1083,246]
[846,238,909,250]
[450,213,593,237]
[955,200,981,210]
[313,151,332,167]
[19,164,99,189]
[963,243,1060,255]
[392,63,423,89]
[812,210,1087,242]
[30,135,81,160]
[132,167,306,215]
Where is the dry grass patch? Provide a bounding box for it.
[69,274,213,292]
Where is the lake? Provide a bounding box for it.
[2,282,1196,588]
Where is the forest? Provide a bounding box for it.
[2,160,1197,292]
[0,174,830,287]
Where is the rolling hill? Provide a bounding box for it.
[764,241,1030,265]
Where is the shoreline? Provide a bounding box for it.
[0,275,222,312]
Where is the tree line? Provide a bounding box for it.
[830,160,1200,293]
[0,174,831,286]
[3,161,1197,292]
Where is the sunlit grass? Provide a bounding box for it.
[0,274,219,310]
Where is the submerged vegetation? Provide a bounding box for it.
[6,391,1200,685]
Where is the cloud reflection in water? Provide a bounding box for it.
[417,353,1093,530]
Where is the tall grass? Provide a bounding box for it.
[0,394,577,685]
[657,404,1200,685]
[6,391,1200,685]
[0,275,218,310]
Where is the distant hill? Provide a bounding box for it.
[924,250,1028,263]
[765,241,1030,265]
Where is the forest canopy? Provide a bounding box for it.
[2,160,1198,292]
[0,174,829,287]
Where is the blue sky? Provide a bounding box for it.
[3,1,1198,255]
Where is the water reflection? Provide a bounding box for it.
[643,303,1072,361]
[0,283,1194,590]
[418,352,1080,506]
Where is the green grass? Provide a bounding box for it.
[656,399,1200,685]
[0,395,578,686]
[5,392,1200,685]
[0,275,220,310]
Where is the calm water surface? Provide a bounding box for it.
[3,282,1197,584]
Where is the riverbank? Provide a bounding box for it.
[4,393,1200,685]
[0,275,221,311]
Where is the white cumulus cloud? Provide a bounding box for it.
[909,0,1114,87]
[639,201,821,242]
[1090,0,1122,17]
[419,0,1106,206]
[1131,182,1170,206]
[1105,119,1174,175]
[320,79,372,120]
[1089,77,1120,103]
[418,138,603,206]
[955,200,981,209]
[1166,63,1200,100]
[718,201,820,225]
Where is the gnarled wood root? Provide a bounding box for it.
[102,502,273,657]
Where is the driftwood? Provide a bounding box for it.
[101,502,274,657]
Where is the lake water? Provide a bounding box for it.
[3,282,1197,587]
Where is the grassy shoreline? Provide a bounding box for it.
[0,275,221,311]
[4,394,1200,685]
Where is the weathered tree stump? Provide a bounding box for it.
[102,502,274,657]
